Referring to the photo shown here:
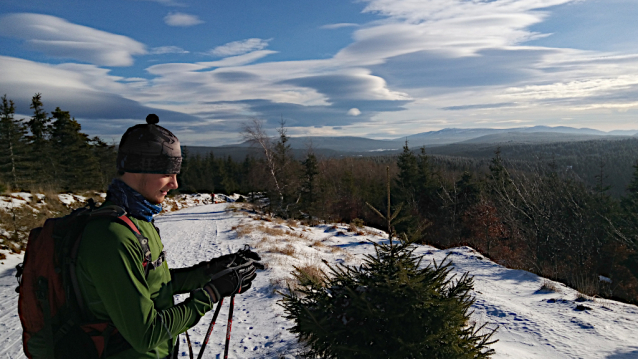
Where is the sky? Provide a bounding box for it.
[1,0,638,146]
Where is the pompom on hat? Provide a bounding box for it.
[116,114,182,174]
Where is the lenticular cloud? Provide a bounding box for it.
[0,13,146,66]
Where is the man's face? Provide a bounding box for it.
[123,173,178,204]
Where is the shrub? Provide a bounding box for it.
[280,237,497,359]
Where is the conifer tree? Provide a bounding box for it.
[280,237,496,359]
[27,93,50,145]
[415,146,439,214]
[273,119,298,214]
[300,152,319,216]
[396,140,419,207]
[49,106,101,190]
[26,93,53,185]
[0,95,29,190]
[89,136,117,190]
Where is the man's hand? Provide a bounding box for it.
[202,260,258,302]
[203,246,264,277]
[202,253,238,277]
[235,246,265,270]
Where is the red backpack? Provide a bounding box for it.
[15,200,165,359]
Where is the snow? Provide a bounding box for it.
[1,202,638,358]
[0,193,44,210]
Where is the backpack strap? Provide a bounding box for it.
[116,215,166,276]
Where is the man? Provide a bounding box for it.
[72,114,260,358]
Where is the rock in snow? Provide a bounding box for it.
[1,203,638,358]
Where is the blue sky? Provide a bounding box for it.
[1,0,637,145]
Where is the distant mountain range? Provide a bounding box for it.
[185,126,638,159]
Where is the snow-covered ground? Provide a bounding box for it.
[1,203,638,358]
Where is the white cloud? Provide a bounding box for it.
[348,108,362,116]
[210,38,272,57]
[164,12,204,27]
[197,50,278,67]
[150,46,189,54]
[0,13,146,66]
[332,0,577,64]
[321,23,360,30]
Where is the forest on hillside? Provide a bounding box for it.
[2,94,638,305]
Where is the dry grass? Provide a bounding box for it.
[572,274,600,298]
[310,240,326,248]
[267,244,296,256]
[539,279,561,293]
[575,291,595,302]
[294,263,325,284]
[363,228,382,237]
[328,245,344,254]
[0,252,6,260]
[234,224,256,237]
[252,236,271,251]
[258,225,286,237]
[348,218,365,233]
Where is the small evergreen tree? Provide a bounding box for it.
[280,239,497,359]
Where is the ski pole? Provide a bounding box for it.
[185,331,194,359]
[196,299,224,359]
[223,295,236,359]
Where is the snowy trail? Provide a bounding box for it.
[157,204,300,358]
[2,202,638,358]
[0,250,25,359]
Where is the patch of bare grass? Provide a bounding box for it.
[328,245,344,254]
[234,224,255,237]
[348,218,364,232]
[293,263,325,286]
[310,240,326,248]
[572,274,600,298]
[539,279,561,293]
[269,244,296,256]
[363,228,382,237]
[259,225,286,237]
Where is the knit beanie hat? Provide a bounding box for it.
[116,114,182,174]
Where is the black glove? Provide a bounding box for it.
[202,246,264,276]
[203,260,258,302]
[235,246,265,270]
[202,253,239,277]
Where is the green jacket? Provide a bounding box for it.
[77,202,213,358]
